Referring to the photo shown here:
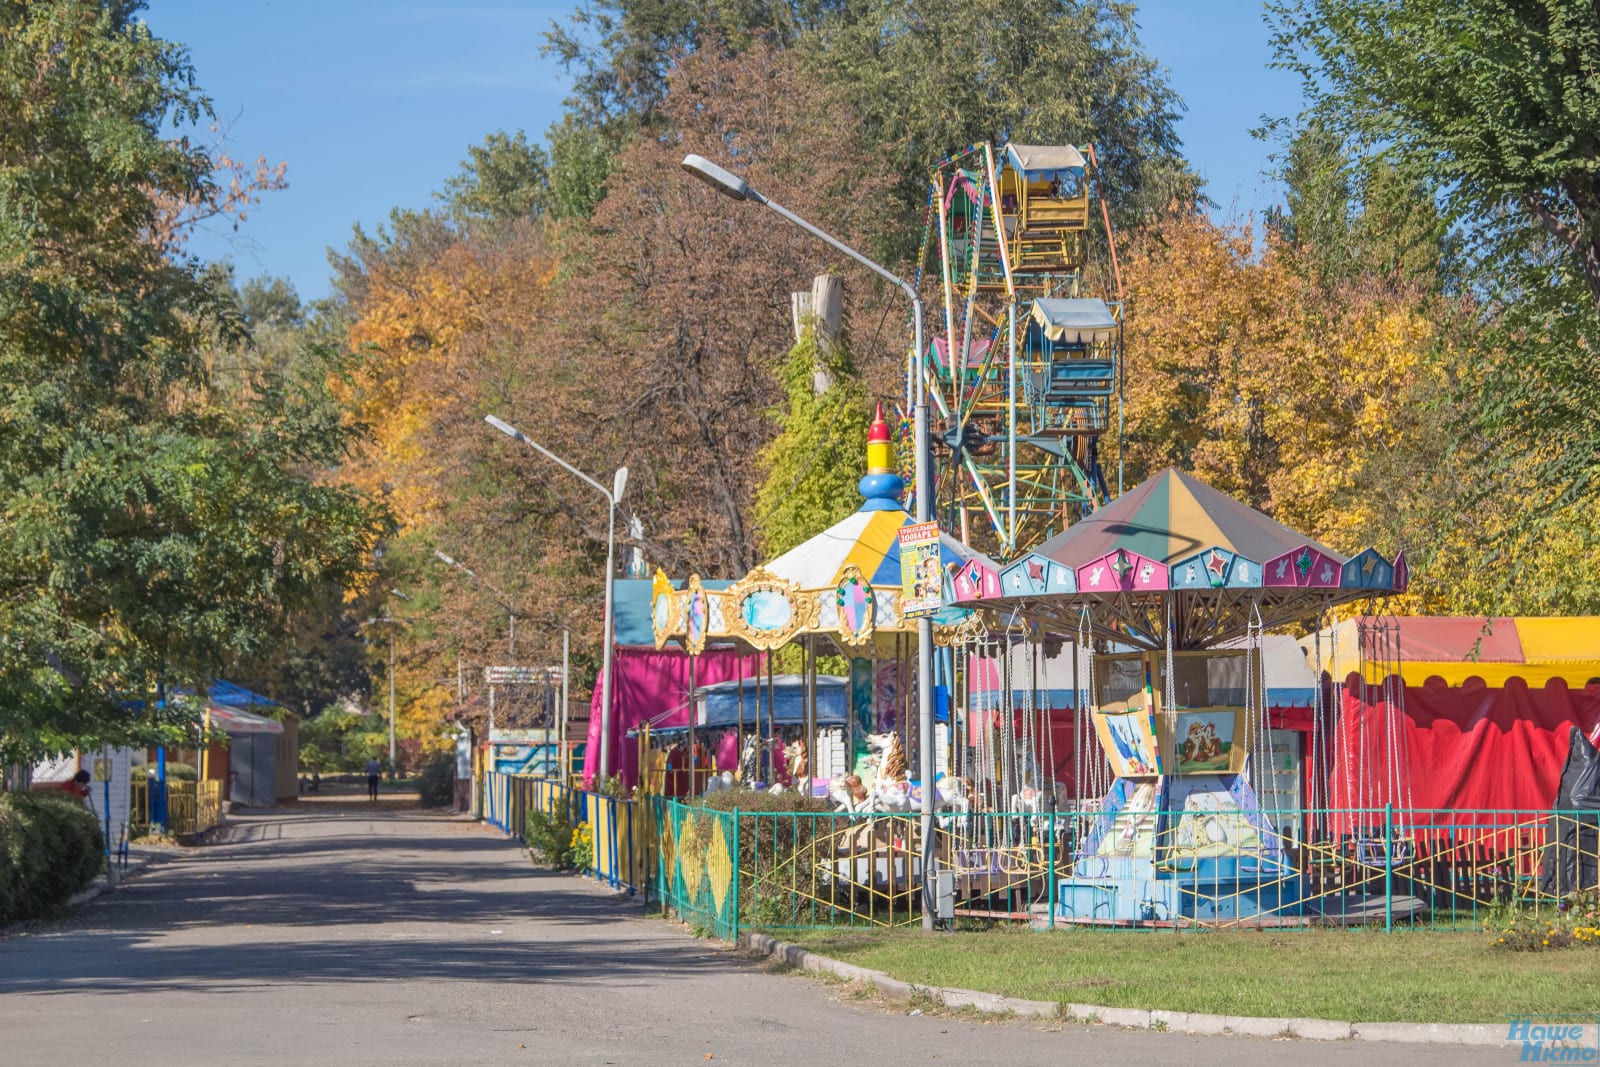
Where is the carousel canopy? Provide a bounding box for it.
[652,404,994,653]
[764,507,982,590]
[954,468,1406,650]
[1034,467,1343,570]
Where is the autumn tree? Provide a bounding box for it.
[523,44,900,581]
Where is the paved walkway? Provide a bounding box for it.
[0,806,1507,1066]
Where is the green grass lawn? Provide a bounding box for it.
[773,926,1600,1024]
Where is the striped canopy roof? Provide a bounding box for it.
[1034,467,1344,570]
[955,468,1405,650]
[764,507,985,589]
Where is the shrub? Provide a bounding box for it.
[570,822,594,871]
[131,763,197,781]
[1491,892,1600,952]
[697,788,837,926]
[414,751,456,808]
[0,792,105,923]
[526,804,575,869]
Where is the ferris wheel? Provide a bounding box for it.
[910,142,1124,560]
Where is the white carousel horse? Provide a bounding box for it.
[702,770,736,796]
[869,777,912,813]
[936,775,973,815]
[828,774,869,814]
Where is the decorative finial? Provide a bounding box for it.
[858,402,905,511]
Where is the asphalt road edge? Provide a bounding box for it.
[737,931,1517,1048]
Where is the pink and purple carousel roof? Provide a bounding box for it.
[950,468,1407,649]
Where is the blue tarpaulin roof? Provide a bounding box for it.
[696,675,850,728]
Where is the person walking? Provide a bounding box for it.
[365,757,381,801]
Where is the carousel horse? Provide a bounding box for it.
[827,774,870,814]
[869,778,913,813]
[736,733,763,781]
[865,731,908,782]
[702,770,736,796]
[736,733,785,783]
[784,738,809,783]
[936,775,973,815]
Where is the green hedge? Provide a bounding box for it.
[0,792,105,923]
[414,751,456,808]
[131,763,197,781]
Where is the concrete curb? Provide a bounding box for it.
[66,849,170,908]
[738,932,1517,1047]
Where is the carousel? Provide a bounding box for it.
[951,466,1413,924]
[646,404,999,805]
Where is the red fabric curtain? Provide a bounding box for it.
[1324,675,1600,838]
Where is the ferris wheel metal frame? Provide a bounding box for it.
[907,141,1125,561]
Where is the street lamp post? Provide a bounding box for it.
[485,415,629,780]
[361,615,406,771]
[679,153,938,929]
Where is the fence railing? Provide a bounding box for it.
[131,778,224,836]
[482,773,651,893]
[480,776,1600,939]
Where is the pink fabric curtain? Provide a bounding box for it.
[583,647,766,788]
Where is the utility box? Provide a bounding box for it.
[934,869,956,921]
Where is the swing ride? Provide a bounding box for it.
[914,142,1123,558]
[951,467,1413,923]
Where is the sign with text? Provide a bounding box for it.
[484,666,561,686]
[898,521,944,617]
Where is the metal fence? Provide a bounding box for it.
[131,778,224,836]
[480,779,1600,938]
[482,773,650,893]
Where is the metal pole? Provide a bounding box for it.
[1008,301,1017,551]
[912,300,939,931]
[752,189,936,929]
[388,630,397,771]
[562,628,570,783]
[600,494,618,778]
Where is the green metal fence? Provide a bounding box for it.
[485,777,1600,936]
[652,798,740,939]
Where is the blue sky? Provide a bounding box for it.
[146,1,1303,303]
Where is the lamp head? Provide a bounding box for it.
[681,154,754,202]
[484,414,524,442]
[613,465,629,502]
[432,550,457,567]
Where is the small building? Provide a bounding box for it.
[203,681,297,808]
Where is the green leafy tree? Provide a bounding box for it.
[802,0,1195,231]
[754,325,872,557]
[1270,0,1600,307]
[440,129,550,224]
[0,2,387,763]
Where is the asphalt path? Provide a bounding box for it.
[0,803,1511,1066]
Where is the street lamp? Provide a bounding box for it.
[680,152,938,929]
[484,414,629,779]
[361,614,408,771]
